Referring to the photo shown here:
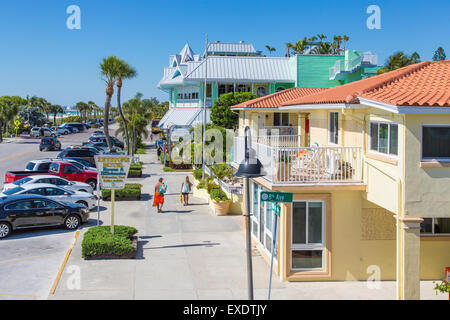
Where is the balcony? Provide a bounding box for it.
[329,52,378,80]
[233,136,363,185]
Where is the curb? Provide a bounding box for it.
[49,229,80,295]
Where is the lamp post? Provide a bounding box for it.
[236,126,264,300]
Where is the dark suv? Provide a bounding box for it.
[0,195,89,238]
[40,137,62,151]
[57,148,97,164]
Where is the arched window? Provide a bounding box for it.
[276,87,286,92]
[256,86,266,97]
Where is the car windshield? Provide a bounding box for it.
[3,187,24,195]
[49,163,59,172]
[26,162,35,170]
[13,177,33,185]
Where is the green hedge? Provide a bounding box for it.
[136,148,146,154]
[81,225,138,258]
[102,183,142,200]
[193,169,203,180]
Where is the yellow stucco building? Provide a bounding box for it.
[231,60,450,300]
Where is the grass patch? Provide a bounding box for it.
[136,148,146,154]
[163,167,175,172]
[81,225,138,258]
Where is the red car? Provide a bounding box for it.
[4,161,98,189]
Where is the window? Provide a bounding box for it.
[276,87,286,92]
[273,113,289,127]
[37,162,51,171]
[421,218,450,235]
[45,187,67,196]
[13,177,33,186]
[256,86,266,97]
[50,163,60,173]
[292,201,325,270]
[64,165,78,174]
[422,126,450,160]
[53,178,69,186]
[3,187,24,195]
[329,112,339,144]
[5,200,34,210]
[25,188,46,195]
[370,122,398,156]
[26,162,35,170]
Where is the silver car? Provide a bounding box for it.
[2,175,94,194]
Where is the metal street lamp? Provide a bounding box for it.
[236,126,264,300]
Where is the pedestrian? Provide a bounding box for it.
[180,176,193,206]
[153,178,167,213]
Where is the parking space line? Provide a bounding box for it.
[49,230,80,295]
[0,253,59,265]
[0,149,35,163]
[0,293,40,299]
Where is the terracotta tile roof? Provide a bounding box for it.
[231,87,326,109]
[282,60,450,107]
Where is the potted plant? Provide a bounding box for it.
[210,164,234,215]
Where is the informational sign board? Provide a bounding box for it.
[94,152,131,189]
[446,267,450,282]
[170,125,191,143]
[261,191,293,203]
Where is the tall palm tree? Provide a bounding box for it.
[116,59,137,155]
[100,56,120,150]
[343,35,350,51]
[76,102,88,123]
[377,51,414,74]
[50,104,63,126]
[410,52,421,64]
[285,43,294,57]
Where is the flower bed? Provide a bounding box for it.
[81,225,138,259]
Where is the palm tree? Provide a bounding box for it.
[265,45,276,56]
[116,59,137,155]
[100,56,120,150]
[377,51,415,74]
[317,33,327,44]
[410,52,421,64]
[50,104,63,126]
[343,35,350,51]
[75,102,88,123]
[433,47,446,61]
[285,42,294,57]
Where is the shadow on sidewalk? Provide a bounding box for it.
[144,241,220,250]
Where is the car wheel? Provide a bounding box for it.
[0,222,12,239]
[64,214,81,230]
[86,179,97,189]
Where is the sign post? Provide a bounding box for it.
[94,152,131,235]
[261,191,293,300]
[14,120,20,139]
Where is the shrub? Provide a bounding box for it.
[102,187,141,200]
[81,225,138,258]
[163,167,175,172]
[193,169,203,180]
[127,168,142,178]
[207,181,219,194]
[210,188,229,202]
[136,148,146,154]
[124,183,142,189]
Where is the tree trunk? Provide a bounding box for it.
[53,114,56,126]
[104,86,113,151]
[117,81,131,155]
[131,127,136,157]
[0,121,3,143]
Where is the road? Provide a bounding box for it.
[0,127,114,300]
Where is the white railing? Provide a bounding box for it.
[262,126,298,136]
[330,52,378,80]
[254,135,300,148]
[233,136,362,185]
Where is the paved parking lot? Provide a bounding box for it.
[0,127,105,299]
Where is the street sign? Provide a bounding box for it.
[272,203,281,217]
[94,152,131,190]
[261,191,293,203]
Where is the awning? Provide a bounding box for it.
[158,108,210,129]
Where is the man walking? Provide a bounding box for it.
[153,178,167,213]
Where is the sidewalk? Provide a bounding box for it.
[49,147,447,300]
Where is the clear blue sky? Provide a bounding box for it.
[0,0,449,108]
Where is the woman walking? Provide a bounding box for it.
[180,176,193,206]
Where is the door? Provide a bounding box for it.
[31,199,57,225]
[44,186,71,204]
[61,164,80,181]
[4,200,38,228]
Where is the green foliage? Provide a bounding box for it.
[102,186,141,200]
[62,116,82,123]
[377,51,422,75]
[210,92,257,129]
[210,188,229,202]
[206,181,219,194]
[433,47,446,61]
[434,280,450,294]
[124,183,142,189]
[197,175,212,189]
[163,167,175,172]
[128,169,142,178]
[81,225,138,258]
[136,148,146,154]
[211,164,234,181]
[17,106,46,127]
[193,169,203,180]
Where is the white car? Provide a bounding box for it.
[2,175,93,194]
[0,183,96,210]
[30,127,55,138]
[57,126,70,135]
[25,159,53,171]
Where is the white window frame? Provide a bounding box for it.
[291,200,325,271]
[421,217,450,236]
[369,121,399,157]
[421,124,450,162]
[329,111,339,145]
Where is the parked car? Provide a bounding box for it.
[61,123,85,132]
[25,160,53,172]
[84,136,124,149]
[2,175,93,194]
[57,148,98,164]
[31,127,55,138]
[5,161,98,189]
[40,137,62,151]
[92,131,104,136]
[57,126,70,135]
[0,184,96,210]
[51,158,97,172]
[0,195,89,238]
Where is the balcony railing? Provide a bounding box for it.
[254,135,300,148]
[329,52,378,80]
[261,126,298,136]
[233,137,363,185]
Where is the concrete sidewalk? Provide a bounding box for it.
[49,148,447,300]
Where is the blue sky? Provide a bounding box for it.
[0,0,449,107]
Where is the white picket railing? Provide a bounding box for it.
[233,136,363,185]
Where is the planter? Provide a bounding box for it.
[212,199,232,216]
[84,236,138,260]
